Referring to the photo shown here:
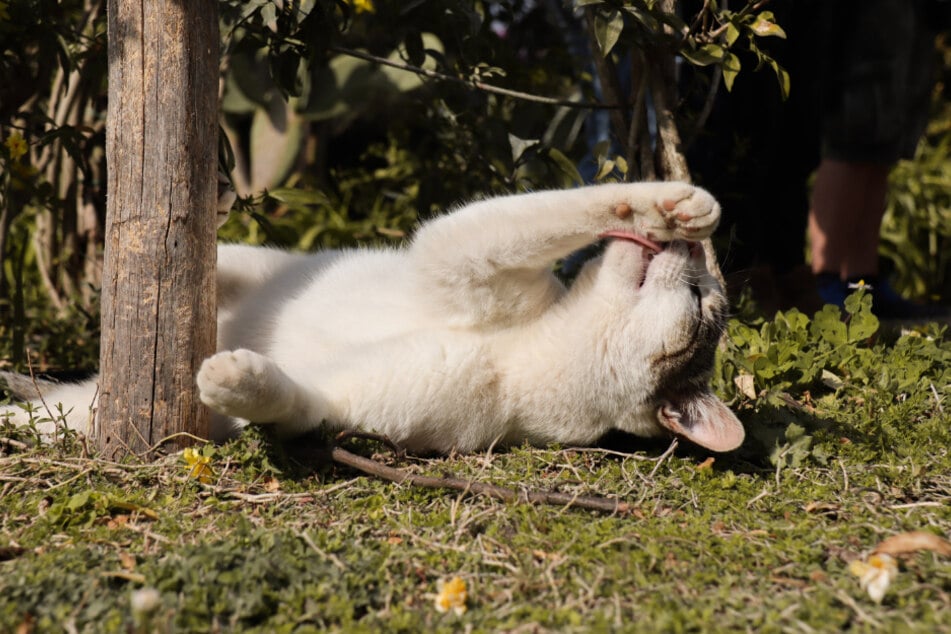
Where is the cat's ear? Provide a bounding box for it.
[657,391,744,452]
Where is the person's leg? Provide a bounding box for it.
[808,158,945,318]
[808,159,890,279]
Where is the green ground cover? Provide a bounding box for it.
[1,295,949,633]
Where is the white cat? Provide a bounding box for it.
[1,182,744,453]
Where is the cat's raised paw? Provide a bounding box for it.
[605,182,721,242]
[197,349,294,422]
[652,184,720,240]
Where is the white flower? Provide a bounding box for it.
[130,587,162,616]
[849,553,898,603]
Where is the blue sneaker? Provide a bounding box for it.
[844,276,948,321]
[815,272,849,307]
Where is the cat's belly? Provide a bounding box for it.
[274,328,513,452]
[229,249,438,357]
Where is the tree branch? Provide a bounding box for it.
[648,60,690,182]
[329,46,627,111]
[684,65,722,151]
[581,9,631,151]
[625,54,649,182]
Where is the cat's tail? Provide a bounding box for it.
[0,371,98,438]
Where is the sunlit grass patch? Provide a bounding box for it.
[1,300,949,631]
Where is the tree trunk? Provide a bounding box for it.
[97,0,218,458]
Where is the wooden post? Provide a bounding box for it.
[97,0,218,458]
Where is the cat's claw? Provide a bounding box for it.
[197,349,295,422]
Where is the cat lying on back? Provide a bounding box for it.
[1,182,744,453]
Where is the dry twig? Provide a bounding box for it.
[330,431,631,515]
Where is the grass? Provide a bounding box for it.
[1,298,950,633]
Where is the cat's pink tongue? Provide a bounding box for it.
[599,230,664,253]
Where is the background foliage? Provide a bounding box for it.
[882,33,951,302]
[8,0,947,374]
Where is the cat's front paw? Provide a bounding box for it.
[660,184,719,232]
[197,349,294,422]
[612,182,721,241]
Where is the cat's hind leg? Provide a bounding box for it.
[196,349,327,434]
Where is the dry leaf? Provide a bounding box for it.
[532,549,565,563]
[733,374,757,400]
[119,551,136,571]
[15,614,34,634]
[770,576,807,589]
[803,502,839,514]
[873,531,951,557]
[696,457,715,471]
[820,369,844,390]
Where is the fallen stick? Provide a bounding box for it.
[330,432,631,515]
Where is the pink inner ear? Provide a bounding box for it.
[657,393,745,452]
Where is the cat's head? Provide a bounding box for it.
[600,236,744,452]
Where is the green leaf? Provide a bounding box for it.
[844,292,880,342]
[546,148,584,187]
[386,33,444,92]
[682,43,725,67]
[272,48,304,98]
[751,12,787,38]
[403,31,425,67]
[722,52,741,91]
[810,305,847,346]
[593,8,624,57]
[508,134,539,163]
[654,10,688,36]
[724,22,741,47]
[770,61,791,99]
[614,155,629,177]
[595,159,616,182]
[260,2,277,26]
[770,423,814,469]
[67,490,93,511]
[267,188,330,207]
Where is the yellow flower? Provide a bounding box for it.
[350,0,374,13]
[849,553,897,603]
[182,446,215,484]
[5,132,27,161]
[434,576,467,615]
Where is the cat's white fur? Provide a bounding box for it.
[1,182,744,453]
